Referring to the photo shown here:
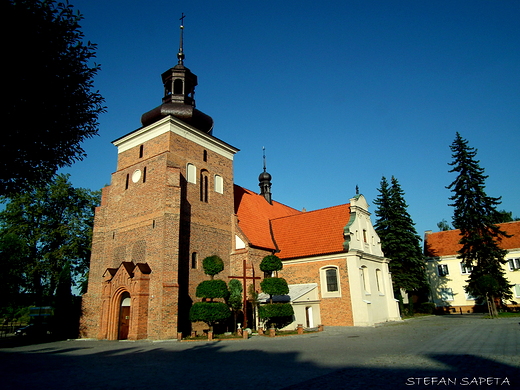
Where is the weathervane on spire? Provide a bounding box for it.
[177,13,186,65]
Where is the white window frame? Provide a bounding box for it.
[438,264,449,276]
[460,262,472,275]
[508,258,520,271]
[187,163,197,184]
[214,174,223,194]
[514,284,520,298]
[320,266,341,298]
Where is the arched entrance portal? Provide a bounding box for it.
[118,292,131,340]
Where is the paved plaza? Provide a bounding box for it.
[1,314,519,389]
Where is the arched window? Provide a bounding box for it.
[376,269,384,293]
[361,265,370,294]
[174,79,183,94]
[187,163,196,184]
[200,170,209,202]
[214,175,223,194]
[191,252,198,269]
[320,266,341,298]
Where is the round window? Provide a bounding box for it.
[131,169,142,183]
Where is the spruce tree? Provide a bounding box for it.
[374,176,429,313]
[447,133,511,317]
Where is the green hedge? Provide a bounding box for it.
[196,280,229,299]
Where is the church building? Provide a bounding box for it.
[80,22,400,340]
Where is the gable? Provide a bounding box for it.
[234,185,301,250]
[425,221,520,257]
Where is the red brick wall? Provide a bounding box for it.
[81,124,236,340]
[280,258,354,326]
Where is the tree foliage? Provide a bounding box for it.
[189,302,230,325]
[202,255,224,278]
[374,176,429,303]
[191,254,229,330]
[258,303,294,329]
[447,133,512,316]
[259,255,283,274]
[195,280,229,301]
[260,277,289,297]
[0,174,100,306]
[2,0,105,195]
[228,279,243,312]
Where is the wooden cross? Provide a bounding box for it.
[179,13,186,26]
[229,259,261,329]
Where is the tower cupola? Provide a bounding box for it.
[259,147,272,204]
[141,14,213,133]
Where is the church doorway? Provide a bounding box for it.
[118,292,131,340]
[305,306,314,328]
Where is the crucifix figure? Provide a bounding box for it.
[229,259,261,329]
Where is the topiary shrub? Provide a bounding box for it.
[258,302,294,329]
[260,255,283,273]
[202,255,224,279]
[260,277,289,296]
[196,280,230,301]
[189,302,230,326]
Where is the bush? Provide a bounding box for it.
[258,303,294,329]
[260,255,283,273]
[416,302,436,314]
[196,280,229,300]
[260,277,289,296]
[189,302,230,324]
[202,255,224,277]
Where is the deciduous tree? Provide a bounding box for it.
[2,0,105,195]
[0,174,100,308]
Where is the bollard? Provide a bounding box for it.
[177,332,182,341]
[269,327,276,337]
[258,327,264,335]
[208,330,213,341]
[297,324,304,335]
[318,324,324,332]
[191,330,197,338]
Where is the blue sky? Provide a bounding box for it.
[62,0,520,238]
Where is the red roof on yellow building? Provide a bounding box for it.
[234,185,351,259]
[424,221,520,257]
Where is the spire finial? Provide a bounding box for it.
[262,146,267,172]
[356,185,359,195]
[177,13,186,65]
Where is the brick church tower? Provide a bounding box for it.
[80,19,239,340]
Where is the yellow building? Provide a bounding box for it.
[424,221,520,313]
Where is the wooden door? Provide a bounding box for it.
[118,306,130,340]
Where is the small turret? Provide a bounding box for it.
[259,147,272,204]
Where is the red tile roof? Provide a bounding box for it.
[234,185,301,250]
[271,204,351,259]
[234,185,351,259]
[424,221,520,257]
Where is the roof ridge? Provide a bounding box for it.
[270,202,350,222]
[235,184,301,213]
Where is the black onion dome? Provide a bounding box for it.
[259,170,272,182]
[141,103,214,134]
